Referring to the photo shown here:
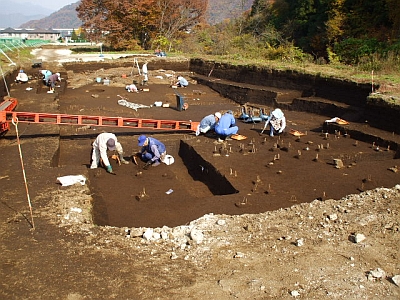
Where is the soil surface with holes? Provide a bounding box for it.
[1,46,399,299]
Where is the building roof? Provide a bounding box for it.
[0,27,61,34]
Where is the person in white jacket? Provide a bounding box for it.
[90,132,129,173]
[142,61,148,85]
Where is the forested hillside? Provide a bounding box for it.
[246,0,399,61]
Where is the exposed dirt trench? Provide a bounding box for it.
[1,50,400,300]
[2,56,398,228]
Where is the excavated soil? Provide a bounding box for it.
[0,48,399,299]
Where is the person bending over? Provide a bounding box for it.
[90,132,129,174]
[214,110,238,142]
[137,135,166,169]
[196,112,221,136]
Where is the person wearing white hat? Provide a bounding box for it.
[15,69,29,83]
[264,108,286,136]
[90,132,129,173]
[214,110,239,141]
[196,112,221,136]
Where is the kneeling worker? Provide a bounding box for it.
[196,112,221,136]
[91,132,129,173]
[214,110,239,141]
[137,135,166,169]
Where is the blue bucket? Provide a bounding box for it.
[96,77,102,83]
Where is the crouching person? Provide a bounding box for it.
[214,110,239,142]
[265,108,286,137]
[137,135,166,169]
[90,132,129,174]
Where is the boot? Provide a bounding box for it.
[119,153,129,164]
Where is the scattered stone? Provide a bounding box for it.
[295,238,304,247]
[328,213,338,221]
[243,224,253,231]
[130,228,143,238]
[333,159,344,169]
[350,233,366,243]
[190,229,204,244]
[388,166,398,173]
[170,252,178,260]
[161,231,169,240]
[391,275,400,286]
[217,219,226,226]
[290,290,300,297]
[143,228,154,240]
[234,252,245,258]
[153,232,161,240]
[367,268,386,281]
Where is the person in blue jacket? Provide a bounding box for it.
[196,112,221,136]
[214,110,238,142]
[138,135,166,168]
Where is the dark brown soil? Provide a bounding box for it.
[4,64,398,229]
[1,50,399,299]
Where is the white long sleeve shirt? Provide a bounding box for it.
[92,133,118,167]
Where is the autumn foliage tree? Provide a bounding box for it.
[76,0,207,50]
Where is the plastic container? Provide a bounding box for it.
[103,79,110,85]
[96,77,102,83]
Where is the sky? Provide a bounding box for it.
[12,0,78,11]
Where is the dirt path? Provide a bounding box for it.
[0,47,399,299]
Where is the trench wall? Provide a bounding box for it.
[189,58,373,106]
[189,58,400,134]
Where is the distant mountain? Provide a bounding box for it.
[0,0,54,27]
[12,0,252,29]
[20,2,82,29]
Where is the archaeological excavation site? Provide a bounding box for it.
[1,48,399,299]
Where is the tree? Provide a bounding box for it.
[76,0,207,50]
[71,29,78,41]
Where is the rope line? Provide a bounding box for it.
[12,116,35,229]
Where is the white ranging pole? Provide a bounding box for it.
[0,65,11,97]
[0,49,16,66]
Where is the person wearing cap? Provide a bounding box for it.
[137,135,166,169]
[47,72,61,92]
[90,132,129,173]
[196,112,221,136]
[264,108,286,136]
[214,110,239,142]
